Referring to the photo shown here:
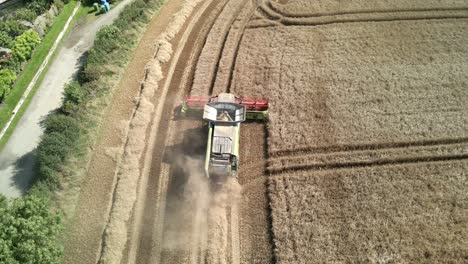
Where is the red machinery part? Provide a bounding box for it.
[184,96,269,111]
[184,96,210,109]
[239,97,269,111]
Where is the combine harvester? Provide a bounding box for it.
[181,93,269,179]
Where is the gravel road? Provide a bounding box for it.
[0,0,135,198]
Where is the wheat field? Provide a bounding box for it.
[230,1,468,262]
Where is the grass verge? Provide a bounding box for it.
[0,0,80,150]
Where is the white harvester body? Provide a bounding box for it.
[203,93,246,178]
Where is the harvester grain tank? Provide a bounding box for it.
[181,93,269,179]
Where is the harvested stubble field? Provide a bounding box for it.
[91,0,468,263]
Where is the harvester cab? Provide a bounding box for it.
[181,93,269,179]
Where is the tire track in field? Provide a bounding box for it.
[145,0,247,263]
[213,1,276,261]
[187,6,233,261]
[208,3,256,262]
[150,0,223,261]
[185,0,245,263]
[128,1,223,263]
[211,0,254,95]
[266,0,468,18]
[194,1,262,263]
[249,16,468,29]
[270,137,468,157]
[185,0,230,96]
[268,153,468,174]
[191,0,240,96]
[250,2,468,28]
[162,0,274,262]
[268,138,468,174]
[207,0,246,95]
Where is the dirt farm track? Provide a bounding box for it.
[64,0,468,263]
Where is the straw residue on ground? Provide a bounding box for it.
[98,0,204,263]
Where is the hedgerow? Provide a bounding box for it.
[1,0,167,261]
[35,0,165,193]
[0,1,83,263]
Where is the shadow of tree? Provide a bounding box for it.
[11,149,37,195]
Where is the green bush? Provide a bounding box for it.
[24,0,53,15]
[0,31,14,49]
[114,1,147,28]
[37,131,74,190]
[0,69,17,100]
[13,8,37,23]
[12,29,41,62]
[79,55,111,83]
[0,20,28,39]
[62,82,87,114]
[95,25,120,47]
[44,114,80,138]
[93,25,121,59]
[0,194,62,264]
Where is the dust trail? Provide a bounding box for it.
[230,201,240,264]
[183,159,209,264]
[160,156,211,263]
[206,178,242,264]
[161,154,242,264]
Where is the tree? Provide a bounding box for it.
[0,69,17,100]
[0,194,62,264]
[12,30,41,62]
